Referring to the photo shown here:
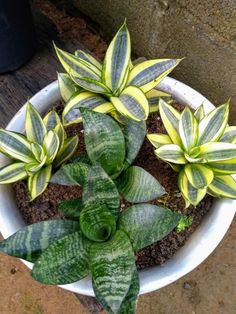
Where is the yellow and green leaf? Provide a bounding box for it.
[43,110,61,131]
[57,73,81,102]
[62,91,113,125]
[43,131,60,164]
[54,135,79,167]
[198,102,229,145]
[0,162,27,184]
[219,126,236,143]
[75,50,102,71]
[147,133,172,148]
[179,107,198,151]
[155,144,187,164]
[198,142,236,162]
[102,22,131,94]
[194,104,205,121]
[159,99,182,146]
[110,85,149,121]
[178,170,207,206]
[28,165,52,200]
[207,175,236,199]
[209,158,236,174]
[184,164,214,189]
[127,58,182,93]
[0,129,34,163]
[146,89,172,113]
[71,75,111,94]
[25,102,47,145]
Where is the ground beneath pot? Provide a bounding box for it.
[0,1,235,313]
[13,103,213,270]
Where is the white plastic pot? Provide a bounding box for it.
[0,77,235,296]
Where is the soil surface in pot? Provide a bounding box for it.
[13,102,213,270]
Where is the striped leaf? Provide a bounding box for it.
[122,119,146,170]
[81,108,125,175]
[43,110,61,131]
[184,164,214,189]
[147,133,172,148]
[159,99,182,146]
[102,22,131,94]
[54,44,101,80]
[0,162,27,184]
[54,123,66,151]
[0,130,34,163]
[43,131,60,164]
[118,269,140,314]
[118,204,181,252]
[25,102,47,145]
[54,135,78,167]
[199,142,236,162]
[155,144,187,164]
[110,85,149,121]
[198,103,229,145]
[75,50,102,70]
[179,107,198,151]
[146,89,172,113]
[127,59,181,93]
[51,162,90,186]
[178,170,207,206]
[80,203,116,242]
[194,104,205,121]
[90,230,135,314]
[25,158,46,176]
[31,143,45,163]
[0,220,80,262]
[32,231,91,285]
[219,126,236,143]
[116,166,165,203]
[28,165,52,200]
[62,91,113,125]
[71,75,111,94]
[58,197,83,219]
[207,175,236,199]
[57,73,81,103]
[209,158,236,174]
[82,164,120,219]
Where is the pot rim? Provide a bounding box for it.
[0,77,235,296]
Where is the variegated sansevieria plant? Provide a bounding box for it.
[0,103,78,199]
[147,99,236,207]
[0,108,183,313]
[54,21,181,125]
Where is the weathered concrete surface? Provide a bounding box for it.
[73,0,236,123]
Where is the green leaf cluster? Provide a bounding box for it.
[0,103,78,199]
[55,22,181,124]
[0,108,182,313]
[148,99,236,206]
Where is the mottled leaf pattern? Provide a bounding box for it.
[81,108,125,175]
[0,220,80,262]
[90,230,135,314]
[116,166,165,202]
[58,198,83,219]
[32,231,90,284]
[118,204,181,252]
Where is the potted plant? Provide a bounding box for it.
[0,22,235,313]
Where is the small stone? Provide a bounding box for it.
[10,266,18,274]
[183,281,192,289]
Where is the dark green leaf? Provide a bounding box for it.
[32,231,90,285]
[122,119,146,170]
[80,203,116,242]
[118,204,182,252]
[50,162,90,186]
[118,269,140,314]
[81,108,125,176]
[82,164,120,219]
[116,166,165,203]
[0,220,80,262]
[58,198,83,219]
[90,230,135,314]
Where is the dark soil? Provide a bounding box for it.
[13,103,213,270]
